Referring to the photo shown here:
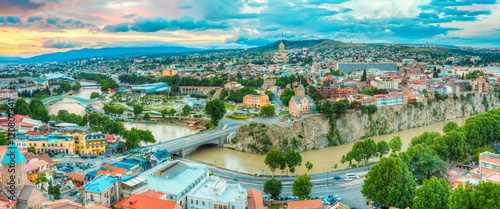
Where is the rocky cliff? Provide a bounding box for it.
[232,92,500,154]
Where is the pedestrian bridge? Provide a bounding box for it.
[41,95,98,107]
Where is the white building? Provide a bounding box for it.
[187,176,247,209]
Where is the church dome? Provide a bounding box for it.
[279,42,284,47]
[1,143,26,165]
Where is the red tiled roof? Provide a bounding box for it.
[287,199,323,209]
[114,194,178,209]
[33,153,56,164]
[65,171,86,182]
[141,190,165,199]
[247,189,264,209]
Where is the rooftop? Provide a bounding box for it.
[114,194,178,209]
[189,176,246,204]
[1,143,26,165]
[140,160,207,196]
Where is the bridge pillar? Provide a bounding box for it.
[180,148,186,158]
[218,136,224,147]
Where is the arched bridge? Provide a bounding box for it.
[136,124,240,158]
[41,95,99,107]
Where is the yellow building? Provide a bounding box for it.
[243,95,270,107]
[73,133,108,155]
[26,134,75,154]
[162,69,178,77]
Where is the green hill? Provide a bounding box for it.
[247,39,367,53]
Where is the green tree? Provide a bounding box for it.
[204,99,226,126]
[14,99,30,115]
[53,185,61,199]
[0,134,9,145]
[333,99,349,116]
[467,85,473,91]
[90,92,100,99]
[389,136,402,153]
[143,113,150,121]
[263,178,282,200]
[406,144,447,183]
[27,146,37,155]
[361,138,378,165]
[361,157,416,208]
[35,173,48,184]
[133,105,143,117]
[443,122,459,133]
[410,131,441,147]
[470,181,500,208]
[264,149,285,177]
[280,88,295,106]
[473,146,494,162]
[292,173,313,200]
[260,105,276,116]
[423,89,428,95]
[285,149,302,174]
[361,69,367,81]
[431,130,469,164]
[413,177,450,209]
[161,109,168,118]
[169,108,177,116]
[376,140,390,159]
[182,105,193,116]
[305,161,313,173]
[265,90,275,101]
[447,182,474,209]
[78,114,88,126]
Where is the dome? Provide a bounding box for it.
[279,42,284,47]
[1,143,26,165]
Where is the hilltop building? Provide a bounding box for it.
[289,84,315,116]
[272,42,289,63]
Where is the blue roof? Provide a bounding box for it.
[1,143,26,165]
[84,174,123,193]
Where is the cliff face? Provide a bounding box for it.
[233,93,500,153]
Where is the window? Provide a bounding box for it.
[203,201,205,206]
[196,200,198,205]
[90,194,94,201]
[191,200,193,204]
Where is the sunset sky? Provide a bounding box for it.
[1,0,500,58]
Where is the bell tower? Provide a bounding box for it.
[1,143,27,191]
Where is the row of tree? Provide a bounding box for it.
[361,108,500,208]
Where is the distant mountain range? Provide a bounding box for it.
[0,39,461,64]
[0,46,202,63]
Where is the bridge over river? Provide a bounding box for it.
[41,95,99,107]
[134,121,242,157]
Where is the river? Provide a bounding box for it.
[122,122,197,144]
[46,81,197,143]
[189,117,469,175]
[46,81,98,115]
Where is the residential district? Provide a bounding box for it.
[0,40,499,209]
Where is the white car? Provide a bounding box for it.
[334,195,342,201]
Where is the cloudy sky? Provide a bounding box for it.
[0,0,499,57]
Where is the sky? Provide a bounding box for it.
[0,0,499,58]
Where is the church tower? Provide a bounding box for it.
[296,84,306,97]
[1,143,27,191]
[279,42,285,51]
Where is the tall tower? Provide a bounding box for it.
[296,84,305,97]
[1,143,27,191]
[279,30,285,51]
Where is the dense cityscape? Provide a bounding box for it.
[2,0,500,209]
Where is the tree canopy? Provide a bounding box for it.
[413,177,450,209]
[292,173,313,200]
[361,157,416,208]
[260,105,276,116]
[264,178,282,200]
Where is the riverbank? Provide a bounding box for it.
[189,116,469,174]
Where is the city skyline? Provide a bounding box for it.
[1,0,500,58]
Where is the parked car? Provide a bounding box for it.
[69,191,78,196]
[334,195,342,201]
[334,176,341,180]
[105,154,111,158]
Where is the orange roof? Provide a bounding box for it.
[141,190,166,199]
[103,165,129,173]
[65,171,86,182]
[247,189,263,209]
[287,199,323,209]
[33,153,56,164]
[96,170,126,178]
[114,194,178,209]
